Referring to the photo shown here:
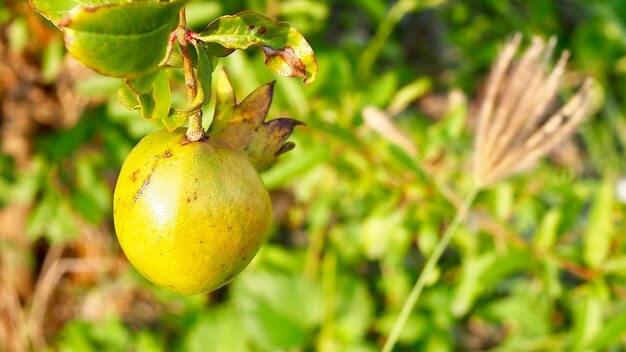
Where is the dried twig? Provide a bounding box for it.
[25,246,112,351]
[0,285,28,352]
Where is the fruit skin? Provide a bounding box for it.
[113,128,272,294]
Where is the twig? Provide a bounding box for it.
[1,285,27,352]
[176,8,204,142]
[26,245,64,351]
[362,106,420,157]
[26,245,113,351]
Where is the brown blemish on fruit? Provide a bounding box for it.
[130,170,140,182]
[159,150,173,158]
[248,24,255,31]
[257,26,266,34]
[133,175,152,202]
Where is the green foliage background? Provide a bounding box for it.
[1,0,626,351]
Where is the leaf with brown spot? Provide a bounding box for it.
[197,10,318,85]
[208,68,303,171]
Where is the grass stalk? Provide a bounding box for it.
[382,185,480,352]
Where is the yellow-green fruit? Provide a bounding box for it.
[113,129,272,294]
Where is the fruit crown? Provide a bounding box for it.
[208,68,303,171]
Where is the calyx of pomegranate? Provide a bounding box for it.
[208,68,303,171]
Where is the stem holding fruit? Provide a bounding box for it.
[177,8,205,142]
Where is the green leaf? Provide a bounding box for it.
[8,17,29,52]
[30,0,126,26]
[119,69,192,132]
[260,147,328,190]
[603,255,626,275]
[127,71,161,95]
[157,113,186,132]
[60,1,186,77]
[135,331,164,352]
[26,191,78,243]
[163,79,205,131]
[120,69,203,132]
[194,43,215,106]
[491,182,514,221]
[41,38,65,82]
[387,77,431,114]
[572,283,607,349]
[589,306,626,349]
[183,307,248,352]
[388,144,427,182]
[451,254,496,317]
[117,85,140,111]
[71,155,111,224]
[533,208,561,250]
[137,70,171,121]
[538,260,562,298]
[198,11,318,85]
[232,269,321,350]
[583,179,615,268]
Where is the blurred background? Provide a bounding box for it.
[2,0,626,350]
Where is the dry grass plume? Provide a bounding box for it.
[473,34,595,187]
